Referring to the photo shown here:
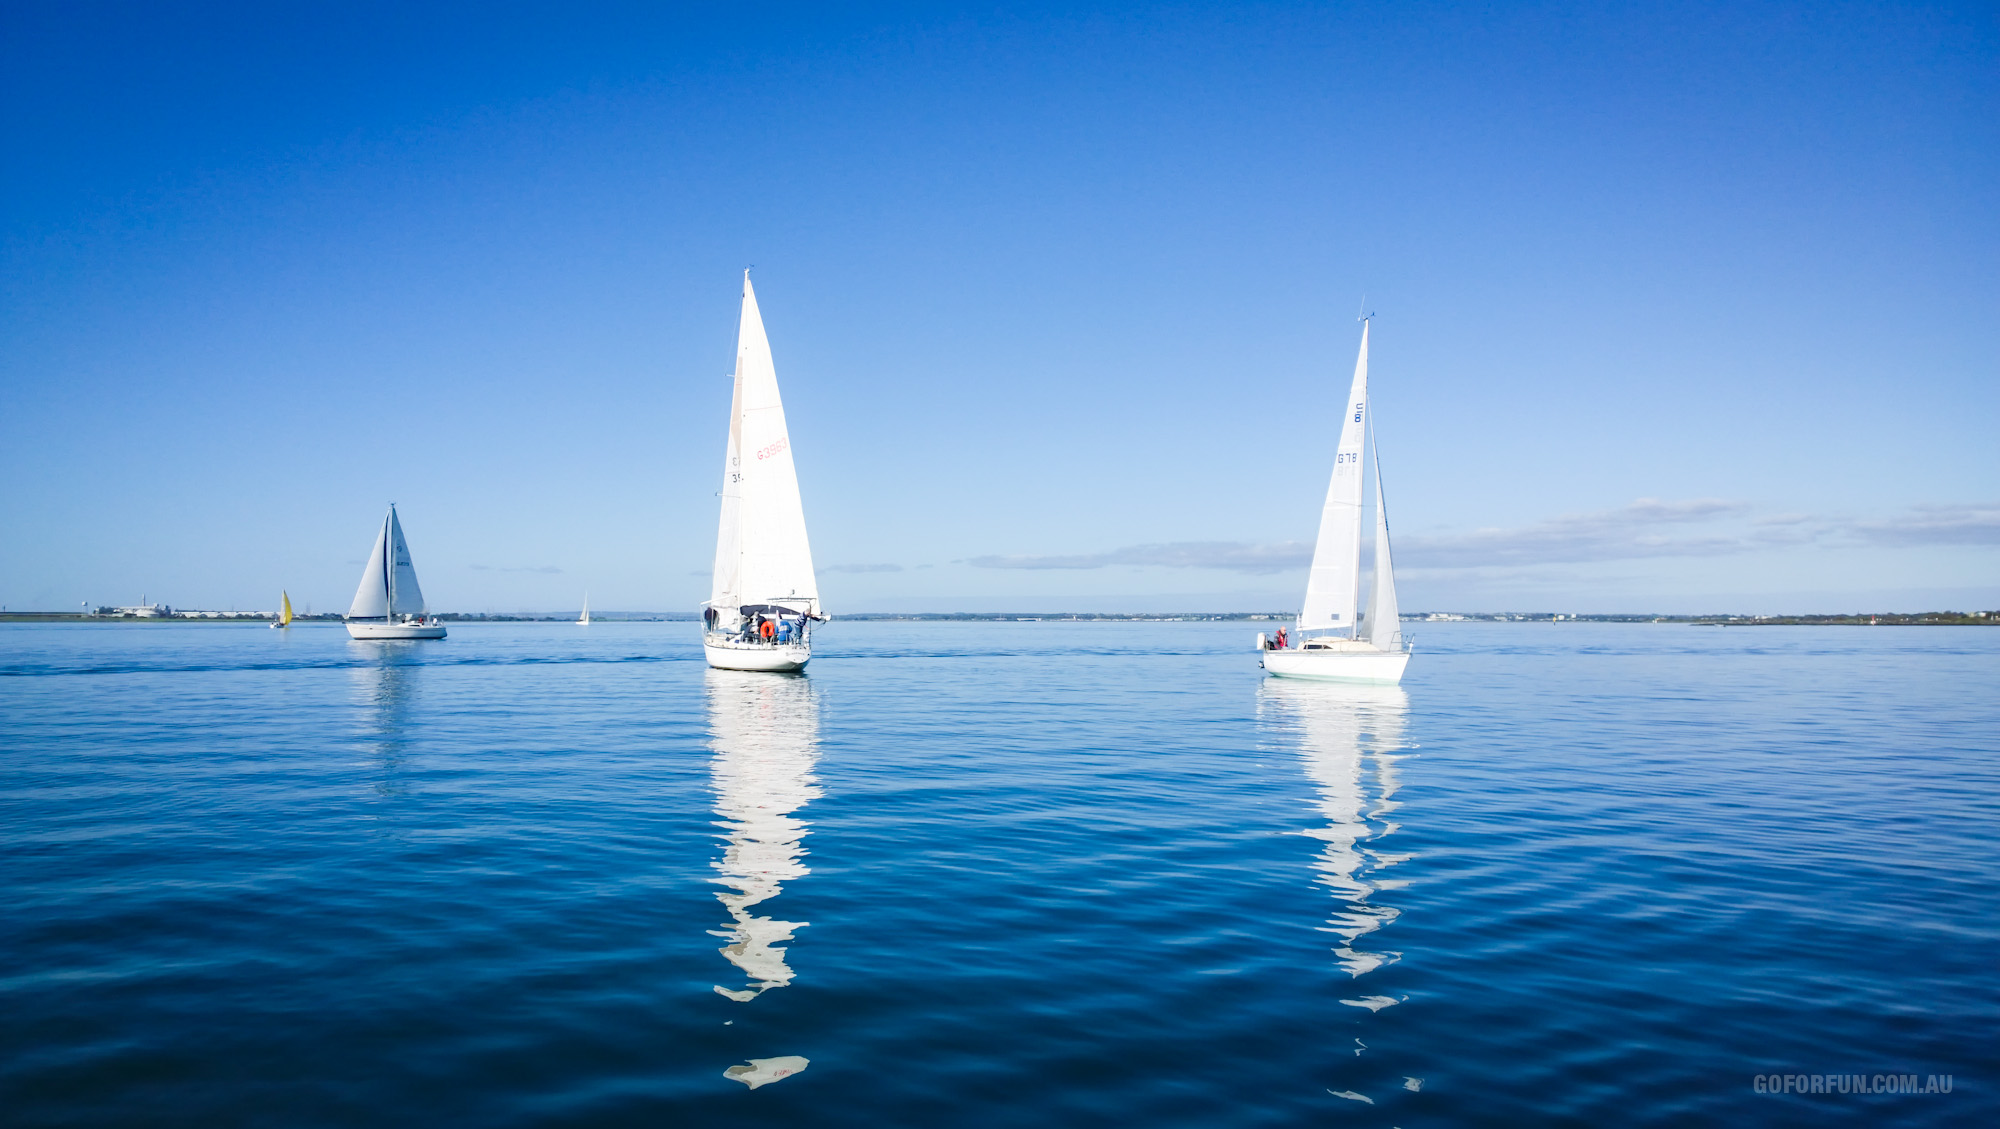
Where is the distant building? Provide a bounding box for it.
[106,603,170,618]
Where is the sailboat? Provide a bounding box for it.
[577,593,590,626]
[269,590,293,629]
[344,504,447,640]
[702,273,822,672]
[1260,320,1411,683]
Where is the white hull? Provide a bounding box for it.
[704,637,810,672]
[1262,646,1409,684]
[346,621,447,640]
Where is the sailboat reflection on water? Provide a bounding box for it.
[1260,680,1412,975]
[704,669,823,1002]
[1259,678,1417,1103]
[349,654,418,807]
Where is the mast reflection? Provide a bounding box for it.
[1258,680,1412,979]
[703,670,823,1002]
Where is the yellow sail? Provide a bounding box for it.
[279,590,293,627]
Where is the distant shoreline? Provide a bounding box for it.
[3,610,1993,625]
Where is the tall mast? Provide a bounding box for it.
[1352,319,1369,639]
[385,507,395,622]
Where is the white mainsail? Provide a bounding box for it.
[1299,322,1371,634]
[348,506,428,620]
[708,275,820,619]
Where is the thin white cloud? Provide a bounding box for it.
[966,502,1744,574]
[967,541,1312,574]
[1397,498,1755,568]
[822,562,905,573]
[1846,503,2000,546]
[957,499,1998,579]
[1615,498,1745,522]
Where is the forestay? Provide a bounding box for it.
[1298,322,1371,634]
[709,276,820,618]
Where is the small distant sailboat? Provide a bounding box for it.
[344,504,447,640]
[577,593,591,626]
[269,590,293,629]
[702,273,822,672]
[1260,319,1412,684]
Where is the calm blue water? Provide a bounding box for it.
[2,621,1994,1126]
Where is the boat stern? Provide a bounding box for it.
[703,638,810,673]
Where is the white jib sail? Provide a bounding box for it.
[1363,436,1402,650]
[1298,322,1371,635]
[709,275,819,619]
[347,506,428,620]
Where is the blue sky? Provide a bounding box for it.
[3,1,1995,614]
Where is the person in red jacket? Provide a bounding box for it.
[1274,626,1289,649]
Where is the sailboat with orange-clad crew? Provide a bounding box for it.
[700,274,823,672]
